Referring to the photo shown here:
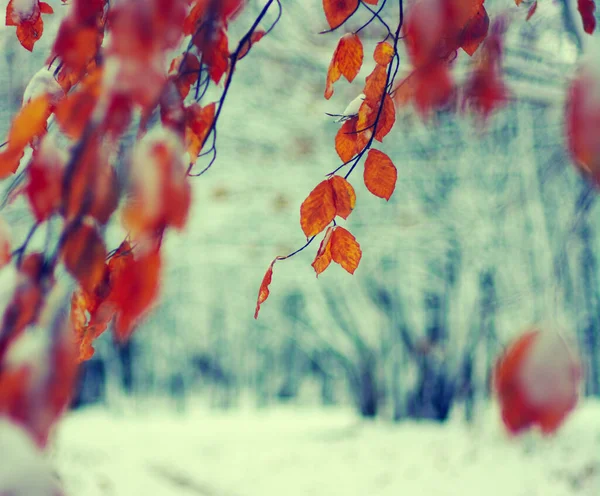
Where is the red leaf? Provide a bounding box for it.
[373,41,394,66]
[526,1,538,21]
[330,227,362,274]
[254,260,276,319]
[364,64,387,102]
[311,227,334,276]
[364,149,397,200]
[300,180,336,237]
[325,33,364,99]
[61,219,107,293]
[335,116,359,162]
[330,175,356,219]
[459,5,489,56]
[109,248,161,341]
[577,0,596,34]
[322,0,359,30]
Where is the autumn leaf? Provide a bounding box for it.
[577,0,596,34]
[61,219,107,293]
[51,16,101,75]
[300,180,336,237]
[364,64,387,102]
[6,0,54,51]
[330,175,356,219]
[330,227,362,274]
[311,227,334,276]
[238,30,266,60]
[185,102,216,162]
[0,216,11,269]
[325,33,364,99]
[526,1,538,21]
[374,41,394,66]
[364,149,397,200]
[459,6,489,56]
[375,93,396,142]
[109,248,162,341]
[335,117,359,162]
[322,0,359,30]
[254,260,276,319]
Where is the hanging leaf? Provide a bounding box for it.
[61,219,107,294]
[325,33,364,99]
[300,180,336,237]
[459,5,489,56]
[322,0,359,30]
[577,0,596,34]
[335,117,359,162]
[374,41,394,66]
[330,227,362,274]
[330,175,356,219]
[374,93,396,142]
[311,227,334,276]
[254,260,276,319]
[364,149,397,200]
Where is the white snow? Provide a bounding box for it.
[335,93,365,122]
[0,418,63,496]
[9,0,37,23]
[52,400,600,496]
[22,67,64,106]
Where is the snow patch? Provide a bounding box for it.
[10,0,37,23]
[23,67,64,106]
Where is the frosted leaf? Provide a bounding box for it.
[23,68,64,106]
[0,418,63,496]
[519,331,581,410]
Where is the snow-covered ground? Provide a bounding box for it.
[51,400,600,496]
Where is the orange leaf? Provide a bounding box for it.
[364,64,387,102]
[374,41,394,66]
[322,0,359,29]
[330,175,356,219]
[61,219,107,293]
[254,260,276,319]
[335,116,358,162]
[8,95,51,150]
[169,53,201,99]
[0,216,11,268]
[238,30,266,60]
[300,180,336,237]
[185,102,216,162]
[364,149,397,200]
[311,226,334,276]
[363,0,379,3]
[374,93,396,142]
[330,227,362,274]
[109,248,161,341]
[325,33,364,99]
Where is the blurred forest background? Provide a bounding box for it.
[1,0,599,424]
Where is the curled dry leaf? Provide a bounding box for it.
[325,33,364,99]
[311,226,334,276]
[322,0,359,30]
[254,260,276,319]
[364,149,397,200]
[330,227,362,274]
[238,30,266,60]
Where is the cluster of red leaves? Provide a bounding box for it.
[0,255,77,448]
[5,0,54,51]
[494,329,581,435]
[70,240,161,361]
